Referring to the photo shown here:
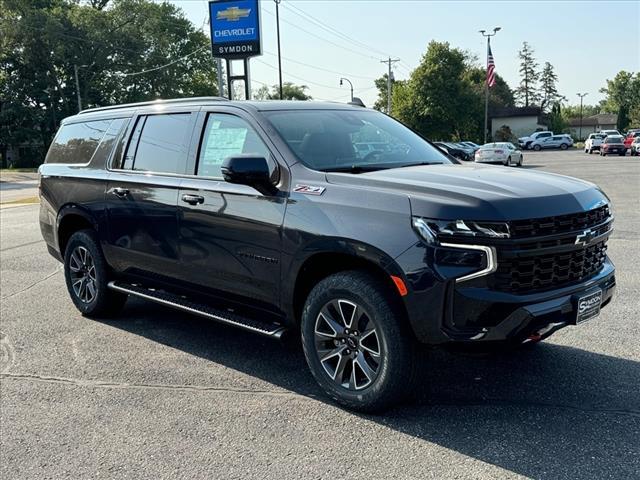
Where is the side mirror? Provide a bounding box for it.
[221,155,277,195]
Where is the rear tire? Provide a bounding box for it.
[560,143,568,150]
[63,229,127,317]
[301,271,415,412]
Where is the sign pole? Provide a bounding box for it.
[226,59,233,100]
[244,58,252,100]
[216,57,225,98]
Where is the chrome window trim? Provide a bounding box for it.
[440,243,498,283]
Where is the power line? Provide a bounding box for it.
[254,59,347,91]
[262,51,377,81]
[285,1,392,59]
[261,7,379,62]
[116,46,207,77]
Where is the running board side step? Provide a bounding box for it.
[107,281,288,340]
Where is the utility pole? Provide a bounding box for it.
[479,27,501,144]
[380,57,399,115]
[73,64,82,112]
[340,77,354,102]
[577,92,588,141]
[274,0,283,99]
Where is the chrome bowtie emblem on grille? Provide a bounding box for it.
[575,228,596,247]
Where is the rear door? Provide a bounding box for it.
[175,108,287,308]
[104,108,197,280]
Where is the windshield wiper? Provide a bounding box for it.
[322,165,390,173]
[393,161,443,169]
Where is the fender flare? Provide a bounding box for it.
[55,204,100,253]
[282,236,409,322]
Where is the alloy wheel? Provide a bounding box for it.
[68,246,97,303]
[314,299,382,391]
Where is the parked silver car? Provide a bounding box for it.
[531,134,573,151]
[474,142,523,166]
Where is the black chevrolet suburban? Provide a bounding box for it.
[39,97,615,411]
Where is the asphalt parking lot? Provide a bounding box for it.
[1,149,639,479]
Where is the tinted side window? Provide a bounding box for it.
[45,120,111,164]
[197,113,271,178]
[125,114,191,174]
[91,118,128,167]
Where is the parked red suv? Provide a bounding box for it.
[600,135,627,156]
[623,130,640,148]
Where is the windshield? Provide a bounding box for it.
[264,109,451,172]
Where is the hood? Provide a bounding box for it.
[325,164,608,221]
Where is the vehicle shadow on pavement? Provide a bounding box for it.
[101,298,640,479]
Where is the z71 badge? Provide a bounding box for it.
[294,184,326,195]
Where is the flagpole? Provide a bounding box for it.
[484,38,490,144]
[479,27,501,144]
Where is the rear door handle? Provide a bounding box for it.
[109,187,129,197]
[181,194,205,205]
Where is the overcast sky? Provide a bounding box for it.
[167,0,640,106]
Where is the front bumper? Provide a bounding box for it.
[395,241,616,345]
[444,258,615,344]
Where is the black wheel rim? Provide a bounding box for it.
[313,299,382,391]
[69,246,97,304]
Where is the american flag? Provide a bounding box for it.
[487,43,496,88]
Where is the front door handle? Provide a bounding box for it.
[181,194,205,205]
[109,187,129,197]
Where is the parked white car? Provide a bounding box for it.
[585,133,606,153]
[530,134,574,151]
[518,131,553,150]
[474,142,523,166]
[600,129,621,137]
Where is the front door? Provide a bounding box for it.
[105,110,197,280]
[176,111,287,308]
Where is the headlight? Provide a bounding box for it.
[413,217,510,244]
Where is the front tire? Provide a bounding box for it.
[533,144,541,151]
[64,229,127,317]
[301,271,414,412]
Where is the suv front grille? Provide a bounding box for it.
[509,204,610,238]
[488,205,612,294]
[493,241,608,293]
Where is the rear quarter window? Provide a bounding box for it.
[45,120,112,164]
[122,113,191,174]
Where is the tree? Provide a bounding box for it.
[515,42,539,107]
[561,104,600,122]
[547,102,567,134]
[392,41,478,140]
[539,62,565,112]
[253,82,311,100]
[463,67,514,141]
[494,125,515,142]
[379,41,516,143]
[0,0,218,167]
[599,71,640,131]
[373,74,398,113]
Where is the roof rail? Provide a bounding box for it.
[78,96,228,115]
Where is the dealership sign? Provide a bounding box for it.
[209,0,262,58]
